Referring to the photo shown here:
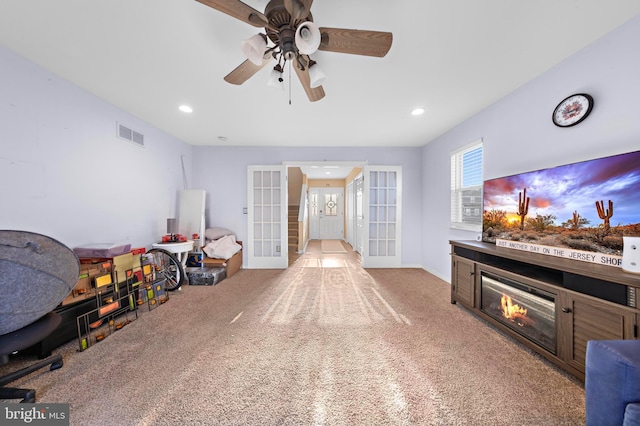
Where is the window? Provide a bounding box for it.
[451,139,483,231]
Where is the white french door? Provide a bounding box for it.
[355,175,364,255]
[362,165,402,268]
[247,166,288,269]
[309,188,344,240]
[346,180,355,248]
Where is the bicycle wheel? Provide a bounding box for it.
[146,248,185,291]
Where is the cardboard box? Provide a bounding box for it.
[201,242,242,278]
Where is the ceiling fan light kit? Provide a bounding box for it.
[308,60,326,88]
[267,64,285,90]
[241,33,267,66]
[295,21,321,54]
[197,0,393,102]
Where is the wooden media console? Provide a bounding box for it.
[450,240,639,381]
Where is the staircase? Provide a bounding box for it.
[288,205,299,253]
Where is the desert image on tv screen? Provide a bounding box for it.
[482,150,640,256]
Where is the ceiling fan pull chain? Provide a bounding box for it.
[289,60,292,105]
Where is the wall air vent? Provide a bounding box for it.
[117,122,144,147]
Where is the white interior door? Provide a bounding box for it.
[355,175,364,255]
[362,166,402,267]
[309,188,344,240]
[346,180,355,248]
[247,166,287,269]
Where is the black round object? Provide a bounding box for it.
[0,230,79,334]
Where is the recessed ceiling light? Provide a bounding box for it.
[411,108,425,116]
[179,105,193,113]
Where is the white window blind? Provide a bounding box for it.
[451,139,483,231]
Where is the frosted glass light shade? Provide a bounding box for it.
[309,63,326,88]
[295,21,321,55]
[241,34,267,66]
[267,68,284,90]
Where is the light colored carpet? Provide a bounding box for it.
[321,239,347,253]
[1,241,585,425]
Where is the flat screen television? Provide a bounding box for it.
[482,149,640,265]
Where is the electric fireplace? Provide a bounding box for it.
[480,271,557,354]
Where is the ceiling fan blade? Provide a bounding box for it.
[318,28,393,57]
[196,0,268,28]
[224,58,272,85]
[284,0,309,22]
[294,58,325,102]
[301,0,314,13]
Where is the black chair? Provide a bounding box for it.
[0,230,79,402]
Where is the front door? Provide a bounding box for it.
[309,188,344,240]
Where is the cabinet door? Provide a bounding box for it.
[451,256,476,307]
[558,291,638,371]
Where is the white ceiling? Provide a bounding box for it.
[1,1,640,151]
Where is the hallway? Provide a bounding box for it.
[289,239,360,267]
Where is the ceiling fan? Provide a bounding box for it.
[196,0,393,102]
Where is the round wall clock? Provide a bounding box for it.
[552,93,594,127]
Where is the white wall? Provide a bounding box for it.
[421,14,640,281]
[191,146,423,267]
[1,47,192,249]
[3,13,639,271]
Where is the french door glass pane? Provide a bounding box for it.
[254,189,262,203]
[378,241,387,256]
[378,189,386,204]
[388,206,396,222]
[388,188,397,205]
[370,188,378,204]
[379,206,387,221]
[379,172,387,187]
[369,223,377,239]
[379,223,387,239]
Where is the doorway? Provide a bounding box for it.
[309,188,344,240]
[247,163,402,269]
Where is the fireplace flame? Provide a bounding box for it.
[501,294,527,321]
